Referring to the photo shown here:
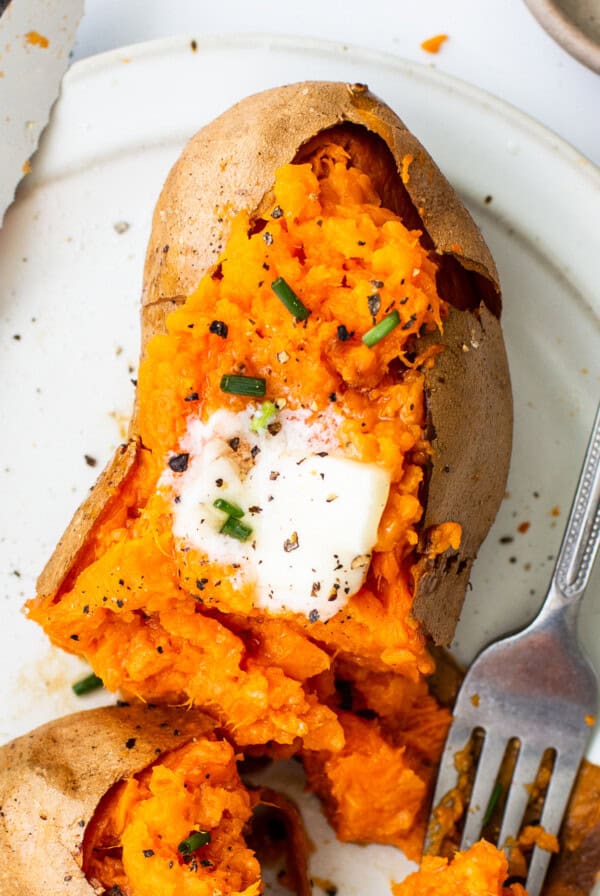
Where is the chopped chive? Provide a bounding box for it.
[361,310,401,347]
[250,400,277,433]
[271,277,310,321]
[220,517,253,542]
[72,673,104,696]
[178,831,211,854]
[220,374,266,397]
[482,781,503,827]
[213,498,245,519]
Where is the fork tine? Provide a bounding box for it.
[424,719,473,854]
[526,747,585,896]
[460,731,508,849]
[497,741,543,848]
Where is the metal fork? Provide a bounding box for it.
[425,402,600,896]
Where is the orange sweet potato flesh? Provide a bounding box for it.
[83,737,261,896]
[392,840,527,896]
[35,81,512,647]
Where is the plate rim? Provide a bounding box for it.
[58,31,600,187]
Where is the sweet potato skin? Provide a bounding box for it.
[36,80,512,645]
[0,705,216,896]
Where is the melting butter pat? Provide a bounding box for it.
[168,408,390,621]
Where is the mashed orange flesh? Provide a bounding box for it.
[29,146,457,782]
[84,738,261,896]
[303,689,450,862]
[393,841,528,896]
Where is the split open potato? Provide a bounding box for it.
[24,81,512,857]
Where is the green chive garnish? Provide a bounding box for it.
[220,374,266,397]
[213,498,245,519]
[482,781,503,827]
[271,277,310,321]
[178,830,211,855]
[220,517,253,541]
[362,310,401,347]
[72,673,104,696]
[250,400,277,433]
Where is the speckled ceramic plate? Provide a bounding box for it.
[525,0,600,73]
[0,34,599,889]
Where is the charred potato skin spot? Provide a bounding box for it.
[0,706,216,896]
[35,81,512,647]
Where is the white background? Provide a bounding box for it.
[74,0,600,165]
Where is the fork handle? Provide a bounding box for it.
[545,402,600,612]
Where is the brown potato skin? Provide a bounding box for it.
[36,80,512,645]
[0,705,217,896]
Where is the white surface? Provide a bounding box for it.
[70,0,600,168]
[0,0,83,223]
[0,33,598,889]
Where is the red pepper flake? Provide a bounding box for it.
[421,33,448,54]
[517,521,530,534]
[84,454,97,467]
[248,217,267,237]
[292,245,307,265]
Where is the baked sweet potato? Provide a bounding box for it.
[27,81,511,772]
[0,705,310,896]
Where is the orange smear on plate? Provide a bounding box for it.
[25,31,49,48]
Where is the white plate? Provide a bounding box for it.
[0,33,599,888]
